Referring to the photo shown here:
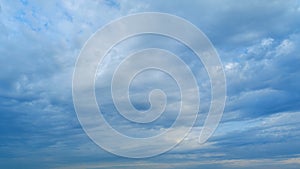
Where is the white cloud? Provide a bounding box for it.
[1,0,300,168]
[275,39,295,56]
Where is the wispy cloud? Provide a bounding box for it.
[0,0,300,168]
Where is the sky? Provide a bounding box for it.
[0,0,300,168]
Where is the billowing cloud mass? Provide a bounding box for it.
[0,0,300,168]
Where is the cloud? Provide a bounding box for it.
[0,0,300,168]
[223,33,300,118]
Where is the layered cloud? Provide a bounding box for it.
[0,0,299,168]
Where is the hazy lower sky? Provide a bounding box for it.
[1,0,300,169]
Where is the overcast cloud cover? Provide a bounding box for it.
[1,0,300,168]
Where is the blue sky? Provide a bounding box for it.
[1,0,300,168]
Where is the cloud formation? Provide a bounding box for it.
[0,0,299,168]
